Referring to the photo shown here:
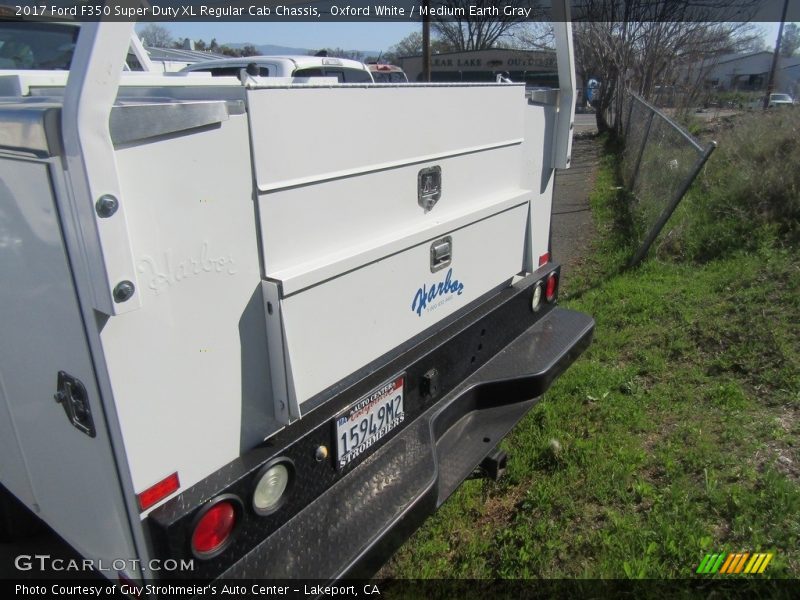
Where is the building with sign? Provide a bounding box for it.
[398,49,559,87]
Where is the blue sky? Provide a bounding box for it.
[141,21,793,53]
[759,22,787,46]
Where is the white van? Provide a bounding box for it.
[181,55,375,83]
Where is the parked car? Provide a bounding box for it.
[181,55,374,82]
[768,93,794,107]
[749,93,795,109]
[367,63,408,83]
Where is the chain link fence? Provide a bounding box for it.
[618,91,716,266]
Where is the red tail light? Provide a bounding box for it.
[137,472,180,511]
[545,272,558,302]
[191,499,238,558]
[538,252,550,267]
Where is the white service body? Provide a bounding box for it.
[0,18,575,579]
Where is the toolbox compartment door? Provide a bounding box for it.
[246,84,530,290]
[264,202,529,421]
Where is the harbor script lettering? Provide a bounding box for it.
[411,268,464,317]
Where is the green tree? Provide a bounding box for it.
[240,44,259,57]
[219,45,240,57]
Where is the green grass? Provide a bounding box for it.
[659,108,800,262]
[381,143,800,579]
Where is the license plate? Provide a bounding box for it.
[334,375,405,469]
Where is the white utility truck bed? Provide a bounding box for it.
[0,14,593,583]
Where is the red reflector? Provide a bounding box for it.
[137,472,180,511]
[191,501,236,557]
[545,272,558,302]
[539,252,550,267]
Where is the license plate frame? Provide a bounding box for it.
[333,374,405,470]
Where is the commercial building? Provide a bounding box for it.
[398,48,558,86]
[683,51,800,95]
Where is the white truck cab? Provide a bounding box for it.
[0,18,78,69]
[367,63,409,83]
[0,6,592,584]
[180,55,374,83]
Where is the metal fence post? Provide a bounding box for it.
[628,141,717,268]
[625,89,634,137]
[629,106,655,189]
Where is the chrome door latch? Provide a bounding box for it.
[418,166,442,211]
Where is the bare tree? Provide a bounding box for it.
[138,23,173,48]
[511,23,555,51]
[737,30,768,54]
[432,0,539,51]
[573,0,762,132]
[387,31,426,59]
[669,23,766,110]
[780,23,800,57]
[384,31,453,62]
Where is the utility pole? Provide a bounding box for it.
[422,0,431,82]
[763,0,790,110]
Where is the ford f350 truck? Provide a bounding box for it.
[0,8,593,582]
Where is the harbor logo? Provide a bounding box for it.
[411,268,464,317]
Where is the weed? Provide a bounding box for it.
[661,109,800,261]
[381,142,800,579]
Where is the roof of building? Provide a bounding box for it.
[688,51,800,76]
[711,50,771,66]
[782,56,800,69]
[398,48,555,60]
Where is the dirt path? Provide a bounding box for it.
[551,133,601,291]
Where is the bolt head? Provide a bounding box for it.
[315,446,329,462]
[95,195,119,218]
[113,280,135,303]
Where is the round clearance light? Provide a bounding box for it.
[252,461,293,516]
[531,281,543,312]
[191,498,238,559]
[545,272,559,303]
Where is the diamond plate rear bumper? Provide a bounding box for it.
[219,306,594,580]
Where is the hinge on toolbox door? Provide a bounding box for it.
[54,371,96,438]
[261,280,302,425]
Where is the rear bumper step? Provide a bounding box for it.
[223,307,593,580]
